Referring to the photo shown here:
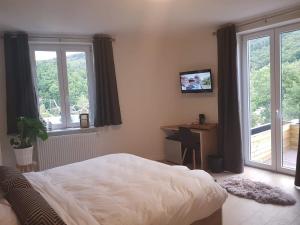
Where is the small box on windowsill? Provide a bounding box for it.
[79,113,90,128]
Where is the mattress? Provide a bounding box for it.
[2,153,227,225]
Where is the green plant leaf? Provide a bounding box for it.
[10,117,48,149]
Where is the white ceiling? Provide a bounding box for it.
[0,0,299,35]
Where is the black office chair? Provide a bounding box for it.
[178,127,201,169]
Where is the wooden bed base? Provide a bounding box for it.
[191,208,222,225]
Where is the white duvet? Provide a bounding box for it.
[2,154,227,225]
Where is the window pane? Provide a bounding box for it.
[280,29,300,170]
[66,52,89,123]
[248,36,272,165]
[34,51,62,125]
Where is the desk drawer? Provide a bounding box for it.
[165,139,182,164]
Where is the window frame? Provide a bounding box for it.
[239,22,300,176]
[30,43,94,130]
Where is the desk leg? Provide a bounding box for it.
[200,128,218,170]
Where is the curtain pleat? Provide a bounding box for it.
[217,25,244,173]
[4,32,39,134]
[93,35,122,127]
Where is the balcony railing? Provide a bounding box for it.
[250,120,299,169]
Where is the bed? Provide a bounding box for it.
[0,153,227,225]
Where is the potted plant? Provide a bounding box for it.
[10,117,48,166]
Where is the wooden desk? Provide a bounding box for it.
[161,123,218,170]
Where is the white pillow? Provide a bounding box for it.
[0,198,20,225]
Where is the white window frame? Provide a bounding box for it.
[241,30,277,172]
[274,22,300,175]
[30,43,94,130]
[239,22,300,175]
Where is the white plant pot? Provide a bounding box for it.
[14,146,33,166]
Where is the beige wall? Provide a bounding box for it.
[0,28,218,166]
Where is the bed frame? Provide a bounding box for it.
[191,208,222,225]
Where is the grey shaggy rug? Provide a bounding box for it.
[220,177,296,206]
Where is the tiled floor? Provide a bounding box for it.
[211,167,300,225]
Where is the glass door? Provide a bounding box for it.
[242,30,276,170]
[275,24,300,174]
[242,23,300,174]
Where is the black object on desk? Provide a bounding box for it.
[199,114,206,125]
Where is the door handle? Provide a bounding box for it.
[276,110,282,120]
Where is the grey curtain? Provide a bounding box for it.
[295,125,300,187]
[4,32,39,134]
[217,25,244,173]
[93,35,122,127]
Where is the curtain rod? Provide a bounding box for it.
[237,7,300,28]
[0,34,116,42]
[212,7,300,36]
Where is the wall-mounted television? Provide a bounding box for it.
[180,69,213,93]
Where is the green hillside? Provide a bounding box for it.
[249,30,300,128]
[35,53,89,119]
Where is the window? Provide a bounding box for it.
[30,44,94,129]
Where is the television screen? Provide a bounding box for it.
[180,69,213,93]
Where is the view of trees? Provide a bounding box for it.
[202,76,211,86]
[249,30,300,128]
[65,53,89,116]
[35,52,89,123]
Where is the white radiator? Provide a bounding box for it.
[37,133,98,171]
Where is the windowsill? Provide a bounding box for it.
[47,126,98,137]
